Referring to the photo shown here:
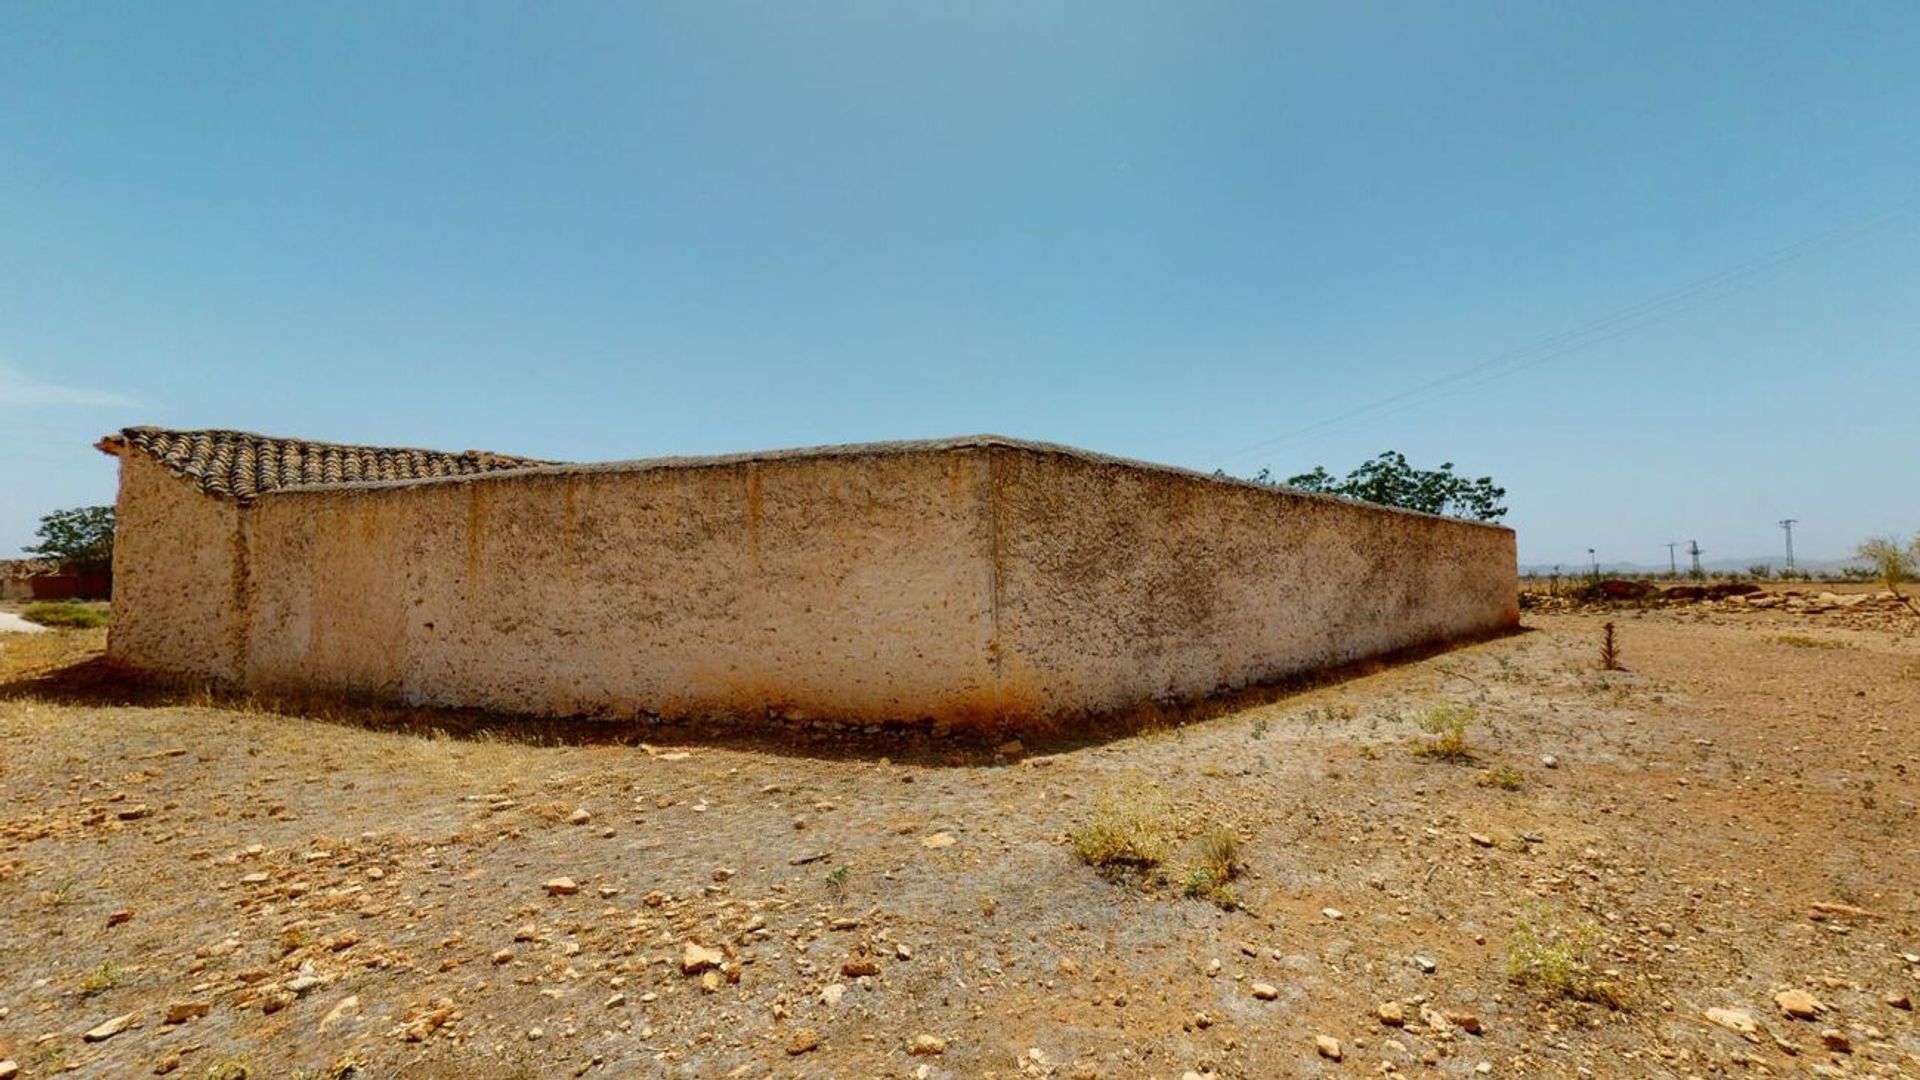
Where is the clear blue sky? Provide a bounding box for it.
[4,2,1916,567]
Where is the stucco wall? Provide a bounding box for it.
[108,452,244,680]
[109,438,1517,731]
[986,444,1518,718]
[239,449,1006,724]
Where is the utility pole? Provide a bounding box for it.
[1779,519,1798,573]
[1665,542,1678,576]
[1688,540,1704,578]
[1588,548,1598,576]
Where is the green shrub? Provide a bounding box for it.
[1506,909,1624,1008]
[20,602,109,629]
[1412,703,1477,763]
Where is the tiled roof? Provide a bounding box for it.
[97,427,554,501]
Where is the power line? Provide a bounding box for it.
[1779,519,1798,572]
[1219,197,1919,464]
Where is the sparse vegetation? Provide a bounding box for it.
[1506,909,1624,1008]
[1069,778,1174,872]
[824,865,851,893]
[1476,765,1525,791]
[202,1058,254,1080]
[76,960,121,996]
[1768,634,1850,650]
[1180,826,1242,909]
[19,602,109,629]
[1598,621,1621,670]
[1412,703,1477,763]
[1856,534,1920,615]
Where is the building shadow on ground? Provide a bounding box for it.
[0,626,1528,767]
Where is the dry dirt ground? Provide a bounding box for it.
[1,602,1917,1079]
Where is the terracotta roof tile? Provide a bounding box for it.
[98,427,554,501]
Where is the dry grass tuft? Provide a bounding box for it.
[1475,765,1525,791]
[1070,777,1174,873]
[1181,826,1243,909]
[1768,634,1850,650]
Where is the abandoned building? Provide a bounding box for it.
[98,426,1518,732]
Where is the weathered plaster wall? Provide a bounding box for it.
[985,445,1518,718]
[240,449,1007,723]
[109,438,1517,731]
[107,452,244,680]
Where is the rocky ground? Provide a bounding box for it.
[0,598,1916,1079]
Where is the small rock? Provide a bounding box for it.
[544,877,580,896]
[1446,1010,1484,1035]
[1776,989,1825,1019]
[1469,833,1494,848]
[1885,991,1912,1010]
[605,992,626,1008]
[85,1013,135,1041]
[681,942,725,975]
[1251,983,1279,1001]
[1321,908,1343,920]
[1820,1029,1851,1053]
[527,1027,544,1041]
[920,832,956,849]
[787,1028,821,1055]
[1541,754,1559,769]
[910,1034,947,1056]
[1315,1035,1343,1061]
[842,957,880,978]
[164,1001,210,1024]
[995,739,1024,757]
[711,867,736,882]
[107,909,134,928]
[568,808,592,825]
[1705,1006,1759,1035]
[1413,955,1437,974]
[259,989,295,1014]
[117,805,151,821]
[318,995,360,1032]
[0,1060,17,1080]
[1377,1001,1406,1026]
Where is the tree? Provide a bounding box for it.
[1856,534,1919,616]
[1243,451,1508,522]
[25,505,116,570]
